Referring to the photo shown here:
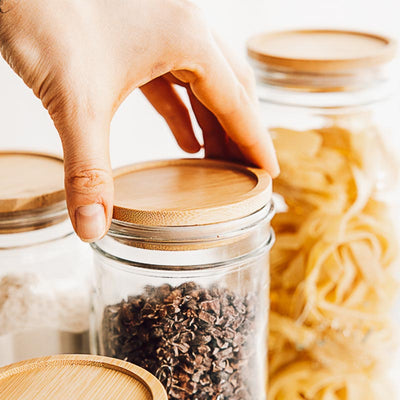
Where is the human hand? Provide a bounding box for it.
[0,0,279,242]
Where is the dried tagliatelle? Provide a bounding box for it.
[268,117,400,400]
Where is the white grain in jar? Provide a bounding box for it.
[0,152,91,366]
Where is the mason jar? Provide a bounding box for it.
[0,152,90,366]
[91,159,274,400]
[247,30,400,399]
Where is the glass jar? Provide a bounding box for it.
[0,152,90,366]
[91,159,274,400]
[248,30,400,399]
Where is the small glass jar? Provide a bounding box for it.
[248,30,400,399]
[0,152,90,366]
[91,159,274,400]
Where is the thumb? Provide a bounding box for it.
[59,119,114,242]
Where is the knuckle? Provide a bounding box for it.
[165,1,210,58]
[173,0,203,19]
[0,0,19,14]
[168,0,207,35]
[66,168,112,195]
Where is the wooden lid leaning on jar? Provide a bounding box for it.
[0,354,167,400]
[0,151,65,213]
[112,158,272,226]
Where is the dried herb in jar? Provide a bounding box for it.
[102,282,257,400]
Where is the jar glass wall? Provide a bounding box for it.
[90,159,274,400]
[0,152,91,366]
[92,208,274,400]
[248,30,400,399]
[0,203,91,366]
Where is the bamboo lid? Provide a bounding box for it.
[247,30,396,73]
[0,152,65,213]
[0,354,167,400]
[113,159,272,226]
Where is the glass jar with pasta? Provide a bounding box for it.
[247,30,400,400]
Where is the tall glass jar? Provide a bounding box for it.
[0,152,90,366]
[91,159,274,400]
[247,30,400,399]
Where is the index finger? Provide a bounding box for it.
[172,37,279,177]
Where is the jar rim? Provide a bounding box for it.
[106,202,274,245]
[91,203,275,269]
[0,201,69,235]
[247,29,398,94]
[91,229,275,273]
[247,29,396,74]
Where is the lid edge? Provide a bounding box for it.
[0,151,65,213]
[112,158,272,226]
[0,354,167,400]
[247,29,397,73]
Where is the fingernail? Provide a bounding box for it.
[75,204,106,242]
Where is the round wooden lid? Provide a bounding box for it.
[113,159,272,226]
[247,30,396,73]
[0,152,65,213]
[0,355,167,400]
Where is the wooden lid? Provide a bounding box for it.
[113,159,272,226]
[247,30,396,73]
[0,354,167,400]
[0,152,65,213]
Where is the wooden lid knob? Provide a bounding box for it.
[0,355,167,400]
[113,159,272,226]
[0,152,65,213]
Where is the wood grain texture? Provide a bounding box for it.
[113,159,272,226]
[0,354,167,400]
[247,29,396,73]
[0,152,65,213]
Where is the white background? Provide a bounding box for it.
[0,0,399,168]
